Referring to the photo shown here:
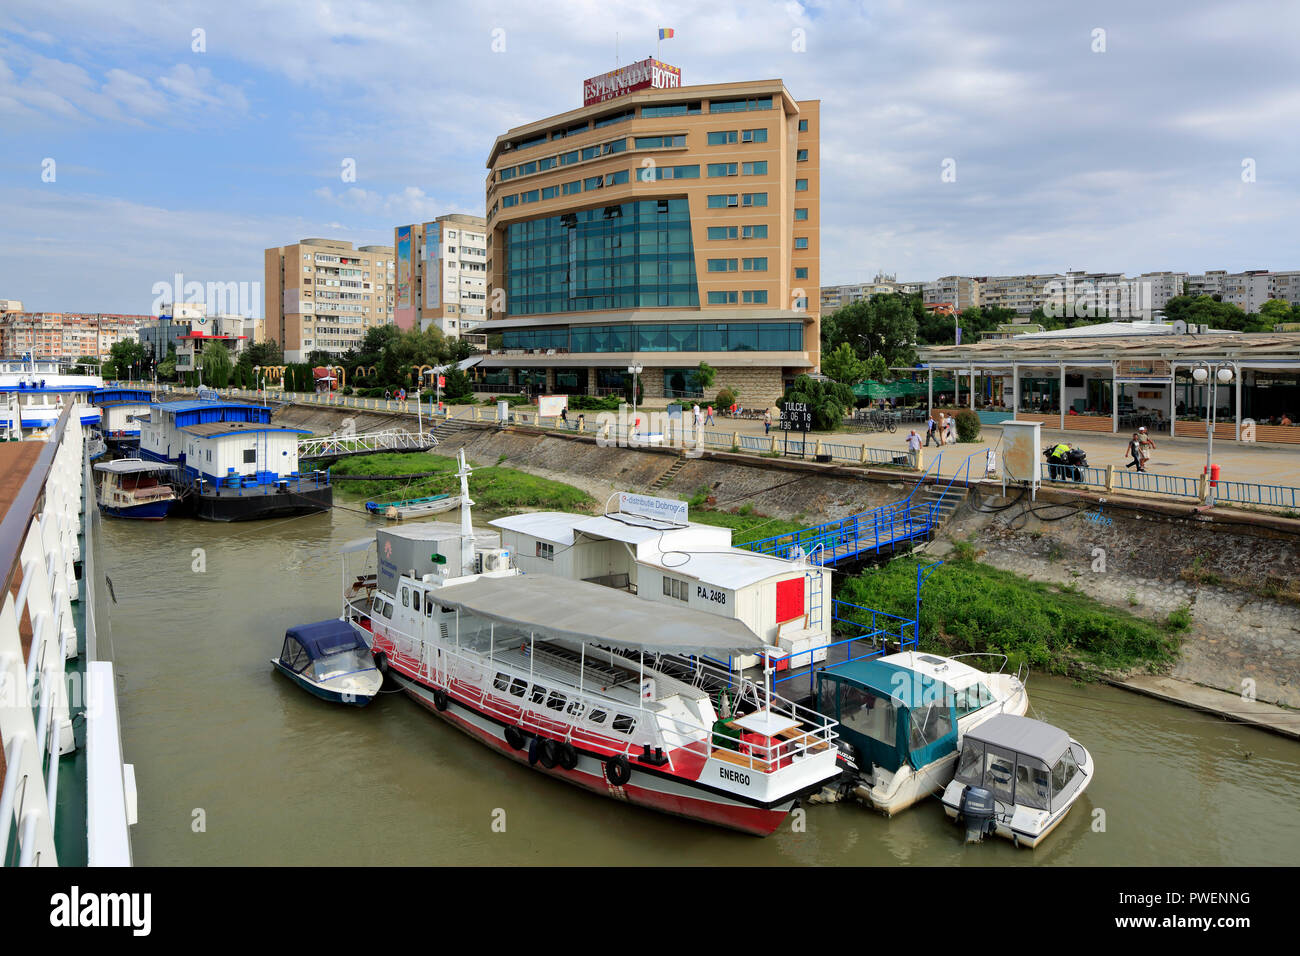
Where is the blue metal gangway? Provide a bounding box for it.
[738,451,979,567]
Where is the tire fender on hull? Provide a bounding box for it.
[504,725,526,751]
[605,754,631,786]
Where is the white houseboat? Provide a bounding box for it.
[490,496,834,673]
[93,459,178,519]
[343,456,843,836]
[138,399,331,520]
[91,386,154,450]
[1,358,102,440]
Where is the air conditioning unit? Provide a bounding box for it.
[481,549,512,573]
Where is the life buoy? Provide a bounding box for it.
[504,726,526,751]
[432,689,448,711]
[539,739,558,769]
[605,754,631,786]
[557,743,578,771]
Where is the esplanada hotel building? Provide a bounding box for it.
[481,62,820,406]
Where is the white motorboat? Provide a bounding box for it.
[814,651,1028,815]
[941,714,1094,848]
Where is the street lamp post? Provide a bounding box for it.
[628,363,643,441]
[1190,363,1234,505]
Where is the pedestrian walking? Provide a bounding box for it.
[906,429,922,469]
[1134,427,1155,472]
[560,406,568,427]
[705,404,715,426]
[763,409,772,434]
[692,403,701,427]
[925,411,938,446]
[1125,433,1141,470]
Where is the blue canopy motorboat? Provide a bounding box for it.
[272,619,383,706]
[814,652,1028,815]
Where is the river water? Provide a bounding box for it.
[102,504,1300,866]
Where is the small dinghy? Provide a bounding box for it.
[365,493,463,520]
[941,714,1094,848]
[272,619,383,706]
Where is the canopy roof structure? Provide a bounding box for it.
[851,378,953,398]
[285,619,367,660]
[430,574,765,656]
[964,714,1070,766]
[93,459,178,474]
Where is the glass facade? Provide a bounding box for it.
[502,322,803,353]
[505,199,699,315]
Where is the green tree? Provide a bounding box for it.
[441,367,473,399]
[199,341,232,388]
[1163,294,1248,331]
[156,344,177,381]
[103,339,146,379]
[821,342,869,384]
[691,361,717,392]
[779,374,854,431]
[826,293,919,368]
[864,354,889,381]
[1259,299,1292,330]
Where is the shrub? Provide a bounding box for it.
[716,387,738,408]
[568,395,623,411]
[341,386,353,395]
[954,408,981,442]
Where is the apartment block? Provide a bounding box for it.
[480,71,819,406]
[393,215,489,338]
[1137,272,1188,311]
[922,276,980,311]
[137,307,263,373]
[975,274,1063,314]
[264,238,395,362]
[0,312,146,360]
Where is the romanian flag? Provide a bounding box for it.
[659,28,674,40]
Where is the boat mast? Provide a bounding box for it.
[457,449,475,575]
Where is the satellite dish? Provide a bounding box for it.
[1172,320,1187,334]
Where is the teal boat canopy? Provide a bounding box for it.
[815,658,959,773]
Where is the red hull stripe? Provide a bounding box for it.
[394,673,791,836]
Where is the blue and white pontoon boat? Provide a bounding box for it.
[93,459,178,519]
[1,358,102,439]
[272,619,383,706]
[91,386,154,451]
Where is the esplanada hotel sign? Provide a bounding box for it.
[583,58,681,106]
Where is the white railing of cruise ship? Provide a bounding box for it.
[345,597,838,777]
[0,411,83,866]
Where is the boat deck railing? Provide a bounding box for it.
[347,597,838,777]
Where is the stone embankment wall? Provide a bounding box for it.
[944,490,1300,708]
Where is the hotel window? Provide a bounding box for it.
[519,189,540,204]
[562,180,582,195]
[542,185,560,199]
[740,128,768,143]
[741,193,767,207]
[798,119,808,132]
[741,224,767,238]
[500,167,517,181]
[520,161,537,175]
[707,291,739,304]
[710,96,772,113]
[796,179,809,191]
[538,156,557,171]
[742,290,768,304]
[794,296,808,310]
[707,130,738,145]
[707,163,738,177]
[708,194,739,208]
[559,149,580,165]
[649,164,699,179]
[797,149,809,161]
[795,267,809,279]
[502,194,519,208]
[606,170,629,185]
[742,161,767,175]
[742,258,768,272]
[794,237,809,249]
[707,226,739,240]
[594,110,633,128]
[642,102,701,117]
[584,176,603,190]
[635,134,686,148]
[707,258,738,272]
[795,208,809,221]
[535,541,555,560]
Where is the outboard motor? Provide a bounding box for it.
[958,786,996,843]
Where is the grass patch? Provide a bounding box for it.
[685,508,806,546]
[838,552,1182,675]
[332,452,594,512]
[1166,605,1193,632]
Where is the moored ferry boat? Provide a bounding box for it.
[138,399,332,520]
[91,386,153,451]
[93,459,178,519]
[1,358,103,439]
[343,454,843,835]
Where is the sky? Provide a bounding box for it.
[1,0,1297,316]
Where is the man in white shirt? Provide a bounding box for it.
[906,429,922,468]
